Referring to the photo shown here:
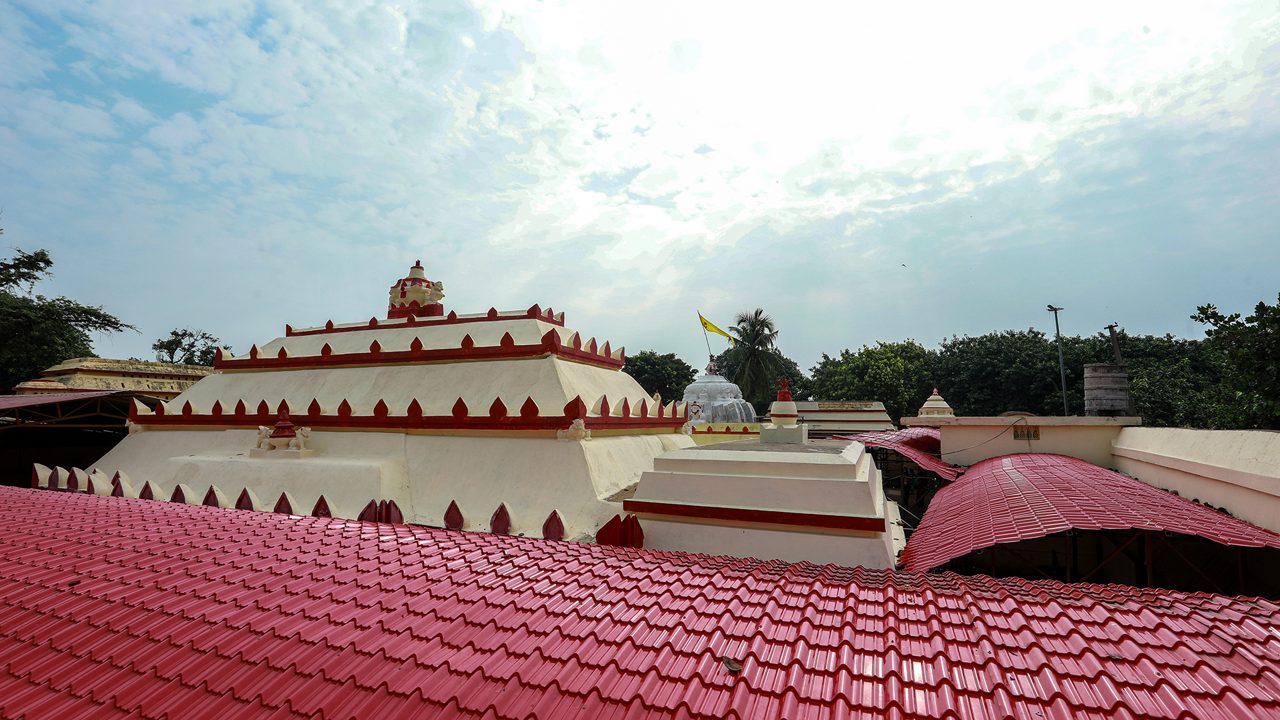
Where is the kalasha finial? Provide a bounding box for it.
[776,377,792,402]
[705,355,720,375]
[388,260,445,319]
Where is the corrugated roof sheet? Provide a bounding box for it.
[899,453,1280,572]
[835,427,961,481]
[0,390,126,412]
[2,486,1279,719]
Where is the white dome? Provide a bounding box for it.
[683,373,756,424]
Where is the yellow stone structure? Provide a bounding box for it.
[13,357,211,399]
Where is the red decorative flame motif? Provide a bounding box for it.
[444,501,464,530]
[311,496,331,518]
[490,504,511,535]
[542,510,565,541]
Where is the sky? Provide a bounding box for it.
[1,0,1278,372]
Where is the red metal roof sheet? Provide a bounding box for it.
[0,390,128,412]
[835,427,961,481]
[2,486,1279,719]
[899,453,1280,572]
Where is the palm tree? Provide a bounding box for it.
[727,308,784,407]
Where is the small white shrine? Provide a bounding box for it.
[682,359,756,424]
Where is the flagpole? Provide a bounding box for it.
[698,311,714,362]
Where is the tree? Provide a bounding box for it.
[932,330,1060,416]
[810,341,937,422]
[1193,294,1280,429]
[622,350,697,402]
[921,327,1225,425]
[0,244,132,392]
[714,347,813,409]
[153,328,225,366]
[721,308,784,410]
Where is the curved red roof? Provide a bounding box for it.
[899,453,1280,572]
[835,427,960,481]
[2,487,1279,718]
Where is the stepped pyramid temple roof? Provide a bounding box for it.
[84,261,693,542]
[918,387,955,417]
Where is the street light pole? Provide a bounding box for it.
[1047,305,1069,416]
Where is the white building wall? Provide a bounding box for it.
[1112,427,1280,534]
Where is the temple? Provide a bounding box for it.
[15,261,1280,719]
[83,262,694,541]
[13,357,210,399]
[682,358,756,424]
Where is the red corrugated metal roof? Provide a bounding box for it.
[899,453,1280,572]
[0,390,127,412]
[2,487,1279,718]
[835,427,960,481]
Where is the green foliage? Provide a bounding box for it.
[927,328,1228,424]
[810,341,936,422]
[715,348,813,411]
[0,248,52,291]
[709,309,814,412]
[622,350,697,402]
[1193,294,1280,429]
[933,330,1060,416]
[722,308,784,409]
[153,328,225,366]
[0,244,132,392]
[1077,332,1222,426]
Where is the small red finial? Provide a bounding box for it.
[413,259,422,268]
[268,410,296,439]
[776,377,792,402]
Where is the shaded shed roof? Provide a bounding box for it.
[0,390,125,412]
[898,453,1280,572]
[835,427,961,481]
[2,486,1279,719]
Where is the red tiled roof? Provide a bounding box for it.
[835,427,960,481]
[3,486,1280,719]
[899,453,1280,572]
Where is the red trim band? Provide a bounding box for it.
[622,499,887,532]
[133,396,687,433]
[285,304,565,337]
[218,330,624,371]
[795,418,894,424]
[797,408,884,414]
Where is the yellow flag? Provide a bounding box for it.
[698,312,735,346]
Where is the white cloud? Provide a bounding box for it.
[0,0,1277,369]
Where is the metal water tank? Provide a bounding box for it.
[1083,363,1133,416]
